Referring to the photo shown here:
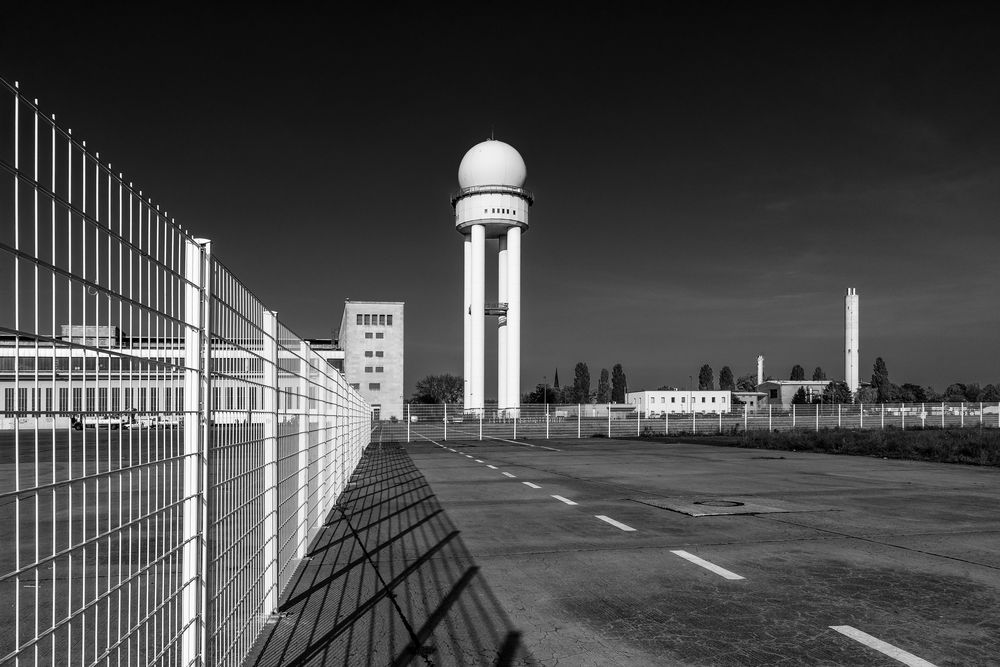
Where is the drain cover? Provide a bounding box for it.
[629,496,831,516]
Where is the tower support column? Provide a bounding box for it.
[506,227,521,413]
[470,224,485,412]
[463,235,471,407]
[498,236,508,412]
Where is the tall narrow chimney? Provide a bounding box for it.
[756,355,764,386]
[845,288,860,393]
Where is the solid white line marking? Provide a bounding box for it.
[475,459,484,463]
[552,495,578,505]
[522,482,541,489]
[480,434,562,452]
[502,472,517,478]
[829,626,937,667]
[670,550,744,580]
[486,465,498,469]
[595,515,636,531]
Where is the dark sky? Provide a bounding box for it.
[3,4,998,395]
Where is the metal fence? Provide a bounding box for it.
[389,402,1000,443]
[0,79,370,666]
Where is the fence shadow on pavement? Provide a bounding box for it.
[243,436,534,667]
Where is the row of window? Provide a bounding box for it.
[364,366,384,373]
[363,351,385,358]
[364,332,385,340]
[485,207,518,215]
[356,314,393,326]
[647,395,726,404]
[3,385,333,413]
[1,356,270,374]
[350,382,382,392]
[4,386,185,413]
[0,356,188,372]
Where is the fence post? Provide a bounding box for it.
[296,342,311,558]
[718,410,722,434]
[181,237,210,666]
[744,403,748,433]
[768,404,772,432]
[546,411,550,439]
[838,404,841,428]
[860,403,863,429]
[479,410,483,441]
[637,409,641,437]
[815,403,819,432]
[406,403,410,443]
[961,402,965,428]
[513,411,517,439]
[792,404,796,429]
[577,405,581,439]
[693,410,696,434]
[666,410,669,435]
[980,402,983,426]
[901,403,905,430]
[607,403,611,438]
[443,403,447,441]
[262,311,279,615]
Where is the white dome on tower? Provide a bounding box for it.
[457,140,527,189]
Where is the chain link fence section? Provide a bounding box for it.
[0,79,370,667]
[396,402,999,443]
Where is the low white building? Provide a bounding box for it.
[626,390,733,416]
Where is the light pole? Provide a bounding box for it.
[543,375,548,415]
[689,375,693,414]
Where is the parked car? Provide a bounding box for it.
[124,414,159,429]
[71,414,128,430]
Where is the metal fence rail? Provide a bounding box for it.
[394,402,1000,443]
[0,79,370,666]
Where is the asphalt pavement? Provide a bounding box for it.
[245,433,999,666]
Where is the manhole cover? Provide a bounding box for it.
[693,500,744,507]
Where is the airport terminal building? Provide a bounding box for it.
[336,301,405,421]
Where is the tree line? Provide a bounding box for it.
[522,362,629,404]
[407,363,630,404]
[409,356,1000,405]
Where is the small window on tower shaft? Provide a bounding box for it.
[387,315,393,325]
[379,314,386,325]
[356,314,362,325]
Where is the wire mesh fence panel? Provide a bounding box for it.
[1,79,371,667]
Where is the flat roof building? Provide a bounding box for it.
[337,301,404,420]
[757,380,830,407]
[626,390,732,416]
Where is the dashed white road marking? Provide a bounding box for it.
[486,465,498,469]
[522,482,541,489]
[670,550,744,580]
[475,459,484,463]
[502,472,517,478]
[552,495,578,505]
[595,515,636,532]
[465,455,473,459]
[829,626,937,667]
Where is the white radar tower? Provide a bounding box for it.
[453,139,533,415]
